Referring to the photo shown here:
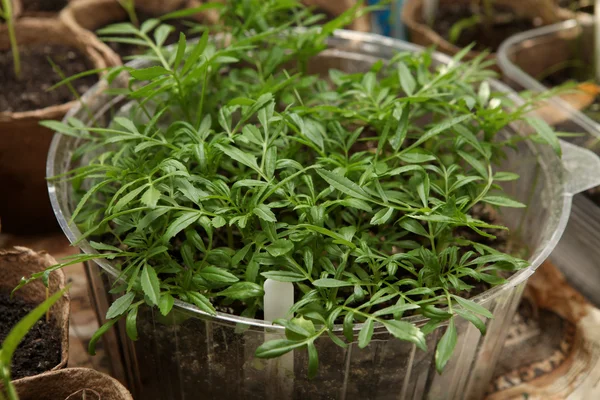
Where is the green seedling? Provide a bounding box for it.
[0,0,21,78]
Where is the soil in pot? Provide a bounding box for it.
[0,291,62,380]
[431,4,537,52]
[98,10,201,59]
[21,0,68,13]
[558,0,594,13]
[0,44,97,113]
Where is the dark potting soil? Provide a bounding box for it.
[0,291,62,380]
[21,0,68,13]
[0,44,97,113]
[98,10,200,60]
[431,4,537,52]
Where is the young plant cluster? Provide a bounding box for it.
[32,0,559,376]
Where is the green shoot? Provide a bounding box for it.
[117,0,139,27]
[0,0,21,78]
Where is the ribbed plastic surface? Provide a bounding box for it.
[498,19,600,307]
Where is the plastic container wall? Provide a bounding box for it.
[48,31,600,400]
[498,20,600,306]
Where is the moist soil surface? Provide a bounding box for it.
[21,0,69,13]
[98,10,201,60]
[0,291,62,380]
[558,0,593,13]
[431,4,536,52]
[0,44,97,113]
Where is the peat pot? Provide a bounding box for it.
[497,19,600,307]
[12,368,133,400]
[48,31,600,400]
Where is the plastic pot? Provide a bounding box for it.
[402,0,564,62]
[0,247,70,374]
[497,19,600,307]
[47,30,600,400]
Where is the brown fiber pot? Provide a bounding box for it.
[12,368,133,400]
[61,0,220,50]
[0,17,116,234]
[402,0,563,62]
[303,0,370,31]
[0,247,70,372]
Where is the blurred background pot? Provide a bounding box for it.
[0,17,116,234]
[497,19,600,307]
[402,0,563,61]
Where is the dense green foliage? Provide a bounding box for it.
[28,0,559,376]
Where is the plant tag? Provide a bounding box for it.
[263,279,294,397]
[264,279,294,323]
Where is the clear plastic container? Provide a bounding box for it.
[48,30,600,400]
[497,19,600,306]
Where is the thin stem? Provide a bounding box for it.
[2,0,20,79]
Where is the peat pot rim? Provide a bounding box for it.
[47,29,599,333]
[0,17,111,123]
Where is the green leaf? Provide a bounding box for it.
[370,207,394,225]
[358,318,374,348]
[390,104,409,151]
[130,66,171,81]
[198,266,240,283]
[455,309,486,335]
[383,320,427,351]
[493,172,519,181]
[398,62,416,95]
[141,264,160,306]
[254,204,277,222]
[452,296,493,319]
[312,279,353,288]
[106,292,135,319]
[266,239,294,257]
[113,184,147,213]
[261,271,307,282]
[343,312,355,342]
[399,219,429,237]
[216,144,260,171]
[182,30,209,74]
[478,81,490,105]
[218,282,264,300]
[526,117,561,156]
[158,293,175,316]
[88,318,119,355]
[97,22,138,35]
[187,292,216,315]
[126,306,139,341]
[317,169,372,201]
[458,150,488,178]
[1,288,67,365]
[339,198,373,212]
[255,339,305,358]
[435,318,457,374]
[141,186,161,208]
[154,24,173,47]
[373,303,420,317]
[162,212,200,241]
[482,195,526,208]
